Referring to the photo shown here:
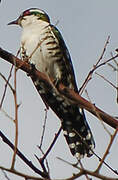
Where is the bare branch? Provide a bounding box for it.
[11,67,18,170]
[0,130,49,178]
[57,157,118,180]
[0,65,13,109]
[1,169,10,180]
[95,72,117,89]
[95,128,118,173]
[95,35,110,67]
[79,36,111,94]
[0,108,14,122]
[0,166,43,180]
[38,126,62,163]
[39,108,48,149]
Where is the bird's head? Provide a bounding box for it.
[8,8,50,27]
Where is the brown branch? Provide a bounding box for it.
[78,53,118,94]
[95,72,117,89]
[79,36,110,94]
[39,108,48,149]
[11,67,18,169]
[85,89,112,136]
[0,47,118,129]
[0,130,49,178]
[0,65,13,109]
[38,126,62,163]
[95,35,110,67]
[59,84,118,129]
[95,128,118,173]
[57,157,118,180]
[0,166,43,180]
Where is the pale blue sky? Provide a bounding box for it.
[0,1,118,179]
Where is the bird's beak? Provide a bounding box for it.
[8,19,19,25]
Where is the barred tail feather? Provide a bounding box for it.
[62,108,95,159]
[32,77,95,159]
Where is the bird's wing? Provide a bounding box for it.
[50,25,78,92]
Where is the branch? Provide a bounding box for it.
[0,130,49,178]
[57,157,118,180]
[95,128,118,173]
[0,166,43,180]
[38,126,62,163]
[0,47,118,129]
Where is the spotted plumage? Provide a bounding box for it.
[8,8,95,159]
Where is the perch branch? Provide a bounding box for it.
[0,47,118,129]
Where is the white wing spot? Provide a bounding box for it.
[34,80,39,86]
[75,153,84,159]
[76,141,80,145]
[90,144,95,150]
[56,96,63,102]
[63,130,68,136]
[69,143,75,149]
[69,132,76,137]
[79,108,83,114]
[38,89,45,94]
[88,150,93,156]
[86,133,91,140]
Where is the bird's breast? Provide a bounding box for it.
[21,25,62,78]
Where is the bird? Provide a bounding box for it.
[8,8,95,159]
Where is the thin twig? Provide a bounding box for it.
[95,127,118,173]
[95,35,110,67]
[11,67,18,169]
[36,146,50,176]
[95,72,117,89]
[0,72,14,93]
[39,126,62,163]
[34,154,49,178]
[0,108,14,122]
[0,65,13,109]
[73,127,118,175]
[79,160,91,180]
[85,89,111,136]
[57,157,118,180]
[0,166,43,180]
[79,36,110,94]
[0,130,48,178]
[39,108,48,149]
[1,169,10,180]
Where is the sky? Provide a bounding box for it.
[0,0,118,179]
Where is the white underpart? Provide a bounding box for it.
[21,15,62,81]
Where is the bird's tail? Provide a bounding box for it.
[32,77,95,159]
[61,106,95,159]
